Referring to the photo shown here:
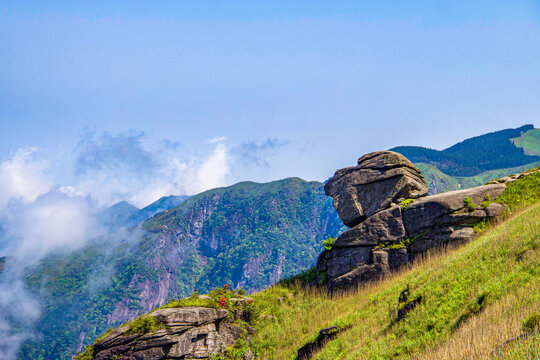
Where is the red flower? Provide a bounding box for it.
[218,296,228,307]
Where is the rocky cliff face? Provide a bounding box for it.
[318,151,509,290]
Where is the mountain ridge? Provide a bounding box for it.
[390,124,540,177]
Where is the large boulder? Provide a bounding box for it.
[324,151,427,227]
[332,206,406,248]
[93,307,236,360]
[316,151,518,291]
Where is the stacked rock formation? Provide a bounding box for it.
[318,151,506,290]
[93,306,245,359]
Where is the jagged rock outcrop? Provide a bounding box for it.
[93,307,239,360]
[324,151,427,227]
[318,151,513,291]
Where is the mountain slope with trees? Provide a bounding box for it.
[391,124,540,177]
[19,178,342,360]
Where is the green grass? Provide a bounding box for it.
[125,315,166,335]
[246,169,540,359]
[83,166,540,360]
[246,204,539,359]
[495,169,540,212]
[511,128,540,156]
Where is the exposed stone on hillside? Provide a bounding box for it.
[324,151,427,227]
[93,307,238,360]
[402,184,506,235]
[318,151,518,291]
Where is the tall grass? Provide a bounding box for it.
[249,204,540,359]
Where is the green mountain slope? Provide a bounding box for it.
[96,195,191,230]
[80,165,540,360]
[418,161,540,194]
[20,178,342,360]
[391,124,540,177]
[512,128,540,156]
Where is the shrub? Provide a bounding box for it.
[522,312,540,333]
[74,345,93,360]
[480,194,492,209]
[242,302,262,326]
[400,199,414,211]
[463,197,478,212]
[125,315,165,335]
[322,237,336,251]
[496,170,540,212]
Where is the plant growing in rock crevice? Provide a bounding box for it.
[463,197,478,212]
[400,199,414,211]
[125,315,166,335]
[322,237,336,251]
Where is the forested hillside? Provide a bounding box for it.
[19,178,342,360]
[391,124,539,176]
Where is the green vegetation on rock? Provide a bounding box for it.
[400,199,414,211]
[125,315,165,335]
[322,236,336,251]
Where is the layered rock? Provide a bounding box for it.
[318,151,511,291]
[93,307,238,360]
[324,151,427,227]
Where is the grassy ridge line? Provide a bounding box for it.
[247,204,539,359]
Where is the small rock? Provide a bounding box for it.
[244,349,254,360]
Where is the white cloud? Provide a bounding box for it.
[127,143,231,206]
[0,148,53,210]
[2,192,98,263]
[207,136,227,144]
[186,143,230,194]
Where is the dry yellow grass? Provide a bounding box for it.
[416,282,540,360]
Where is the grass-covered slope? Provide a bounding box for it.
[20,177,343,360]
[391,124,540,177]
[82,167,540,360]
[512,128,540,156]
[243,170,540,359]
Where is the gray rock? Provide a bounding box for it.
[403,184,506,235]
[318,151,520,291]
[324,151,427,227]
[317,246,373,279]
[329,263,386,290]
[408,227,475,254]
[332,206,406,248]
[93,307,238,360]
[325,247,409,290]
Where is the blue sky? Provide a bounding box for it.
[1,1,539,206]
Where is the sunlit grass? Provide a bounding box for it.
[249,204,539,359]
